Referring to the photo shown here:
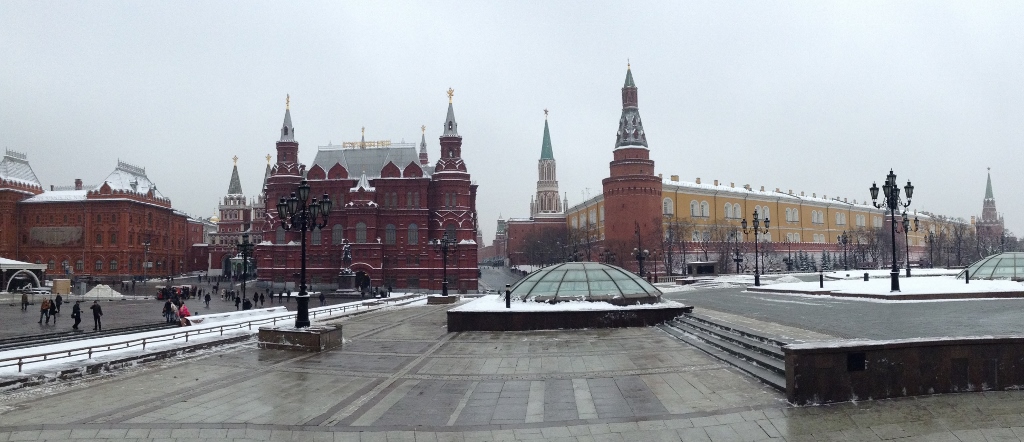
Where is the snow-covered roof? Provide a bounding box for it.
[314,143,424,179]
[0,149,41,187]
[458,239,477,245]
[0,257,47,271]
[21,190,88,202]
[101,160,165,199]
[351,172,375,192]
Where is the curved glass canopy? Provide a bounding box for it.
[510,262,663,305]
[958,252,1024,281]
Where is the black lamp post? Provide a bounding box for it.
[900,214,919,277]
[870,169,913,292]
[276,180,332,328]
[142,239,151,285]
[741,209,770,286]
[925,231,935,268]
[237,233,254,302]
[733,247,743,274]
[837,231,849,271]
[633,221,649,276]
[431,232,458,296]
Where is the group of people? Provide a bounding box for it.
[27,293,103,331]
[161,299,191,327]
[232,292,266,310]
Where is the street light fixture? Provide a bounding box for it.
[237,233,254,303]
[430,232,458,296]
[741,209,770,286]
[900,214,919,277]
[142,239,151,285]
[870,169,913,292]
[837,231,849,271]
[733,247,743,274]
[633,221,649,277]
[276,180,332,328]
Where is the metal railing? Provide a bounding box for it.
[0,295,425,373]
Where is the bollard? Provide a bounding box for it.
[965,269,970,284]
[505,284,511,309]
[820,274,824,288]
[864,273,869,281]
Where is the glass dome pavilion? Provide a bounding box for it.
[509,262,663,305]
[958,252,1024,281]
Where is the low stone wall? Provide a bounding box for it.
[749,287,1024,300]
[258,325,343,352]
[447,307,691,332]
[784,336,1024,404]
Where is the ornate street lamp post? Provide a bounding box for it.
[430,232,458,296]
[925,231,935,268]
[142,239,151,285]
[900,214,919,277]
[733,247,743,274]
[276,180,332,328]
[741,209,770,286]
[870,170,914,292]
[837,231,849,271]
[633,221,649,276]
[237,233,254,302]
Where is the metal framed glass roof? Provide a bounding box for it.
[958,252,1024,281]
[510,262,662,305]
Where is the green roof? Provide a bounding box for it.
[540,119,553,160]
[624,67,635,88]
[985,172,994,199]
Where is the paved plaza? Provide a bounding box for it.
[5,300,1024,440]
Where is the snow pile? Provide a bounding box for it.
[80,284,123,299]
[187,307,288,325]
[773,275,803,284]
[824,268,960,279]
[757,276,1024,297]
[451,295,688,313]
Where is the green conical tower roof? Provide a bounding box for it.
[985,170,994,200]
[624,63,635,88]
[540,116,554,160]
[227,159,243,195]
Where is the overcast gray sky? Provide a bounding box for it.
[3,2,1023,240]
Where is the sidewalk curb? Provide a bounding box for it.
[0,335,251,393]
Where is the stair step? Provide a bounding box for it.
[659,324,785,390]
[673,316,785,360]
[668,322,785,374]
[683,313,790,348]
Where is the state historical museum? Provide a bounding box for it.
[254,92,479,292]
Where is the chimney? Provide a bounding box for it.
[714,180,719,186]
[75,179,83,190]
[731,182,735,188]
[744,184,751,191]
[801,191,805,196]
[775,188,780,192]
[50,185,54,191]
[788,189,793,195]
[696,177,701,184]
[844,198,848,203]
[658,173,663,179]
[670,175,679,182]
[760,186,765,191]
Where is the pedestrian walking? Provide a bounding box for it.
[90,300,103,330]
[46,298,57,324]
[319,292,326,306]
[162,300,173,323]
[71,300,82,330]
[178,302,191,327]
[204,293,211,308]
[242,297,252,310]
[21,292,28,311]
[234,296,241,310]
[259,293,265,307]
[55,294,63,314]
[38,298,50,324]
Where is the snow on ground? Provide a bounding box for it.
[0,295,425,376]
[756,276,1024,297]
[824,268,961,280]
[451,295,688,312]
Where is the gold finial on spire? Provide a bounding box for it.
[544,108,549,119]
[421,125,426,134]
[446,88,454,103]
[286,94,290,110]
[266,154,272,164]
[232,155,238,165]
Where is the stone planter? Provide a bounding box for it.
[427,295,459,305]
[257,325,342,352]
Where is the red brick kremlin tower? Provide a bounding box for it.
[601,64,662,272]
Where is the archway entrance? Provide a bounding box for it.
[355,271,370,292]
[4,269,42,292]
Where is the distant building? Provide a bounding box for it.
[506,113,568,266]
[255,93,479,292]
[975,169,1007,254]
[0,153,191,282]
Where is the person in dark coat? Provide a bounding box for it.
[90,300,103,330]
[21,292,28,311]
[46,298,58,324]
[242,297,252,310]
[234,295,241,310]
[318,292,326,306]
[54,294,63,313]
[204,292,211,308]
[71,301,82,330]
[162,300,173,323]
[259,293,265,307]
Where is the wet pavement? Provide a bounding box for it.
[5,300,1024,440]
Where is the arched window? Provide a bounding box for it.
[600,206,605,222]
[445,224,456,239]
[312,227,322,245]
[690,200,699,217]
[110,260,118,271]
[754,205,761,218]
[332,224,344,244]
[276,225,286,244]
[356,222,367,243]
[571,217,578,229]
[589,209,597,224]
[95,260,103,271]
[724,203,732,219]
[385,224,396,244]
[762,207,769,221]
[733,203,741,219]
[76,260,84,271]
[408,223,418,245]
[663,198,674,215]
[700,201,709,217]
